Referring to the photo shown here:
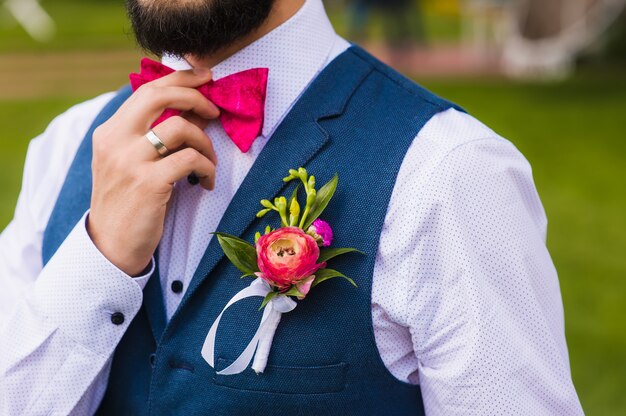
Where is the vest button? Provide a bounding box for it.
[111,312,125,326]
[171,280,184,294]
[187,174,200,185]
[149,353,157,368]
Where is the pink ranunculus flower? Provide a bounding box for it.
[256,227,326,291]
[307,219,334,247]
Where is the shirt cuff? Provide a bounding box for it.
[32,212,154,354]
[83,211,155,290]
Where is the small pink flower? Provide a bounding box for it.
[307,219,333,247]
[295,276,315,299]
[256,227,325,290]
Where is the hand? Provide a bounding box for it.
[87,68,220,276]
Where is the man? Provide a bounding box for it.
[0,0,584,414]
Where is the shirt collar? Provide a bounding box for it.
[162,0,338,138]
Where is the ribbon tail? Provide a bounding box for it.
[201,279,298,376]
[201,280,271,371]
[251,309,282,374]
[216,305,273,375]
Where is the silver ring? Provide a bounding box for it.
[145,130,169,156]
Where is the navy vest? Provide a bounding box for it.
[43,46,460,415]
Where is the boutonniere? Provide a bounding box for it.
[201,168,362,375]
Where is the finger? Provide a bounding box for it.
[122,86,220,130]
[138,87,220,124]
[155,148,216,191]
[149,116,218,166]
[183,111,211,131]
[151,67,213,89]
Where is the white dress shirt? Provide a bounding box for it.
[0,0,583,414]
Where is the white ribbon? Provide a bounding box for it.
[201,279,297,375]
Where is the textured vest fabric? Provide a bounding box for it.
[43,46,461,416]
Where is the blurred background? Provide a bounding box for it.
[0,0,624,413]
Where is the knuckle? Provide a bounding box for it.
[92,124,107,141]
[92,126,110,154]
[162,117,193,145]
[137,83,158,99]
[201,158,215,176]
[188,88,202,99]
[182,88,200,103]
[92,124,104,139]
[136,83,153,93]
[169,115,189,132]
[179,148,200,164]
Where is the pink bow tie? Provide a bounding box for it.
[130,58,269,153]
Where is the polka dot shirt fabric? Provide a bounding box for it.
[374,111,583,414]
[0,0,583,414]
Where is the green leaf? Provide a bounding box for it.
[259,291,279,310]
[318,248,365,263]
[303,174,338,229]
[312,268,357,288]
[213,233,259,275]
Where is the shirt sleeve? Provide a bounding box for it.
[398,136,584,415]
[0,94,153,415]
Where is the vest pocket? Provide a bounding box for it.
[213,358,348,394]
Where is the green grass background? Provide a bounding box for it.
[1,1,625,414]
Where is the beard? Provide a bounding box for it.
[126,0,276,58]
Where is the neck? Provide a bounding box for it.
[185,0,305,69]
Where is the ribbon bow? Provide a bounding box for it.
[130,58,269,153]
[201,279,297,375]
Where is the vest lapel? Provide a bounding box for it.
[167,47,373,329]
